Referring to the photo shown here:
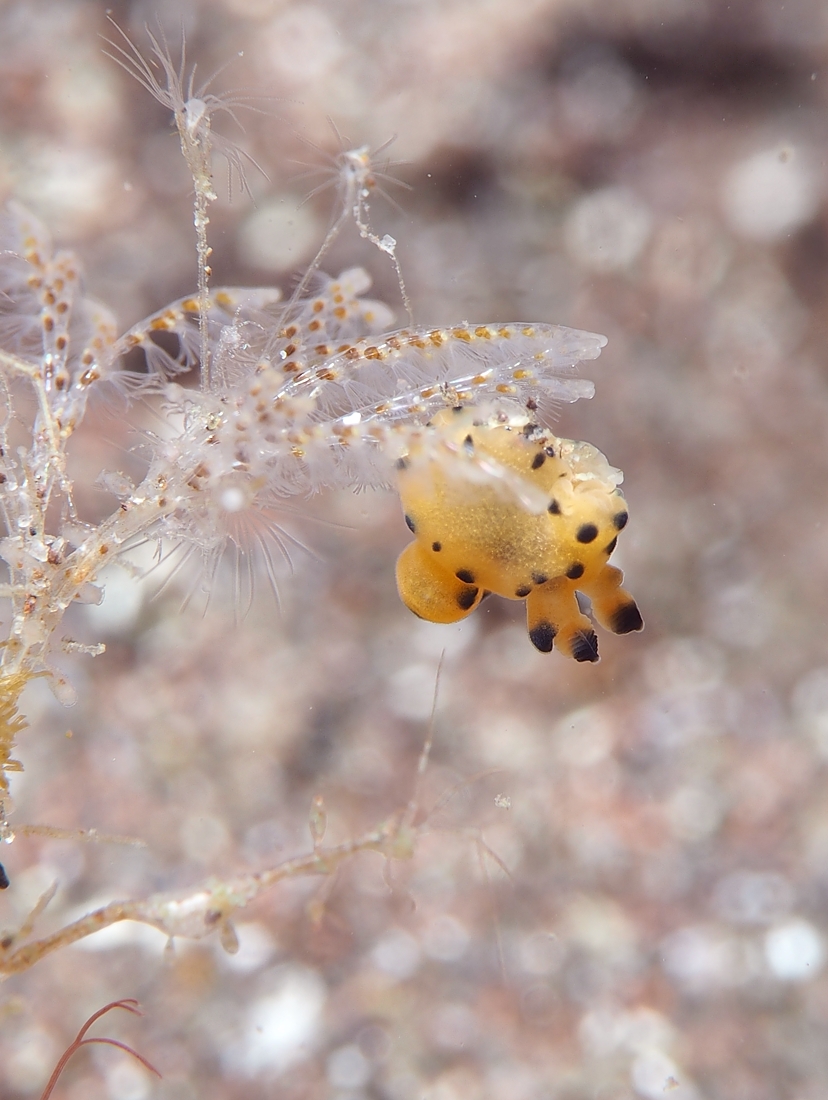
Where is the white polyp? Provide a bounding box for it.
[184,98,208,136]
[343,146,370,180]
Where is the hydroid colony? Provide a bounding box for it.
[0,26,640,896]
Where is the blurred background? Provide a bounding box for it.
[3,0,828,1097]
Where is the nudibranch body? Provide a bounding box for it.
[395,407,642,661]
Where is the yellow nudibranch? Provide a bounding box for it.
[395,408,642,662]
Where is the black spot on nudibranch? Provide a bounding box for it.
[457,585,479,610]
[611,602,644,634]
[455,569,476,584]
[529,622,557,652]
[405,514,416,533]
[571,630,599,663]
[545,445,556,458]
[613,511,629,530]
[576,523,599,544]
[548,499,561,515]
[532,572,548,586]
[515,584,532,598]
[463,433,474,452]
[432,542,442,552]
[395,457,409,471]
[0,862,8,889]
[531,452,545,470]
[604,536,618,555]
[566,562,585,580]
